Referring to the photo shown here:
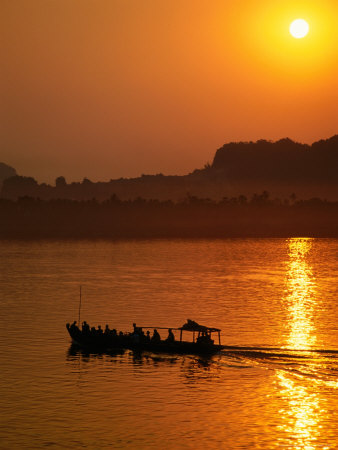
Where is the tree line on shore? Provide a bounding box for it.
[0,192,337,238]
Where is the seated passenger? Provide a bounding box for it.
[130,323,140,344]
[151,329,161,343]
[104,324,110,334]
[111,329,118,343]
[145,331,151,343]
[131,331,140,344]
[197,332,214,346]
[140,329,146,342]
[196,332,204,344]
[206,333,214,345]
[166,329,175,343]
[69,321,79,331]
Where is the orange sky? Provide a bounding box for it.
[1,0,337,183]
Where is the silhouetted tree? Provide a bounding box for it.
[0,195,337,238]
[55,176,67,187]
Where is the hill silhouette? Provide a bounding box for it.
[0,163,16,190]
[211,135,338,182]
[1,135,337,201]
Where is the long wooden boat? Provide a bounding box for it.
[66,319,223,355]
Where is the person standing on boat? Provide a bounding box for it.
[82,321,90,335]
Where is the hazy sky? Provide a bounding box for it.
[1,0,337,183]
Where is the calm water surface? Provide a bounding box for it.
[0,238,338,449]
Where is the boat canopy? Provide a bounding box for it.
[135,319,221,344]
[139,320,221,333]
[179,319,221,333]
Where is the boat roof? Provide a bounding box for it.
[179,319,221,333]
[139,319,221,333]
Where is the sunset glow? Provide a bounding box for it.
[2,0,338,182]
[1,0,338,448]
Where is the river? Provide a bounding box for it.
[1,238,338,448]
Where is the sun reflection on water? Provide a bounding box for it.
[283,238,317,350]
[276,239,327,449]
[276,370,326,450]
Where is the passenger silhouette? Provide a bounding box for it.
[197,332,214,346]
[82,321,90,334]
[70,321,78,331]
[145,330,151,343]
[166,328,175,343]
[151,329,161,343]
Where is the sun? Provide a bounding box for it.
[289,19,309,39]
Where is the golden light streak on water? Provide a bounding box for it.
[283,238,317,350]
[275,239,327,449]
[1,239,338,448]
[276,370,328,450]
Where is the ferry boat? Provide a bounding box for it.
[66,319,223,355]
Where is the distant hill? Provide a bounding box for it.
[1,135,338,201]
[0,163,16,189]
[211,135,338,182]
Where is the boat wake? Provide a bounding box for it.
[217,346,338,387]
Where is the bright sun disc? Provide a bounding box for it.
[290,19,309,39]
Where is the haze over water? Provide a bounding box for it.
[1,238,338,448]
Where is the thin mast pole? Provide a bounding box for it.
[78,285,82,325]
